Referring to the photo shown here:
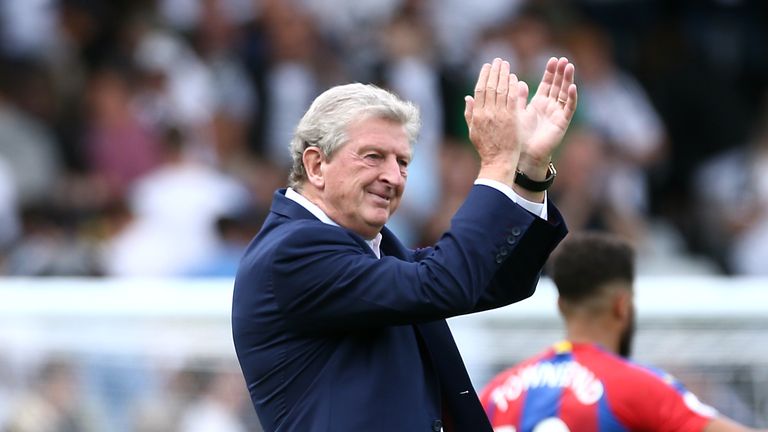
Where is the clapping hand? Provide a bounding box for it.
[464,58,525,186]
[464,57,577,197]
[517,57,577,177]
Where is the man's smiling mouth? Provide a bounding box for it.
[368,190,392,204]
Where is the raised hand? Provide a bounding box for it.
[464,58,523,186]
[517,57,578,175]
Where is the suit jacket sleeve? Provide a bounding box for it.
[271,185,566,331]
[472,200,567,313]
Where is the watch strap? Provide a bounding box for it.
[514,162,557,192]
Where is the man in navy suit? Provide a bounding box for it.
[232,57,578,431]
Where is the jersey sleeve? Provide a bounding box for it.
[610,364,716,432]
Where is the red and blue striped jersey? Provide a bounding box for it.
[479,341,717,432]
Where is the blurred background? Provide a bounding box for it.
[0,0,766,430]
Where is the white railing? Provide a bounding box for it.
[0,277,766,427]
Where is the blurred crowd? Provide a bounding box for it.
[0,356,262,432]
[0,0,767,277]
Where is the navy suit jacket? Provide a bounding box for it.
[232,185,567,431]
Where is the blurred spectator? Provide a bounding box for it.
[694,94,768,275]
[0,157,20,252]
[472,5,560,86]
[0,0,57,58]
[427,0,524,66]
[178,365,252,432]
[0,356,16,428]
[102,127,251,276]
[187,209,265,277]
[548,126,610,234]
[84,66,162,201]
[48,0,138,172]
[0,64,63,207]
[158,0,258,33]
[4,359,103,432]
[132,26,218,162]
[228,157,287,211]
[4,204,100,276]
[298,0,395,82]
[258,0,325,167]
[131,365,199,432]
[132,361,260,432]
[564,22,668,245]
[190,0,259,166]
[420,138,479,246]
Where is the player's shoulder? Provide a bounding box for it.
[493,348,555,379]
[587,347,720,426]
[480,348,554,396]
[577,345,688,394]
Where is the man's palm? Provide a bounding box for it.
[520,94,573,163]
[518,57,577,166]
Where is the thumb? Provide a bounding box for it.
[463,95,474,127]
[517,81,529,111]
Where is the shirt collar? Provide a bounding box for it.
[285,187,382,258]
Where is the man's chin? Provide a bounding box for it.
[363,213,391,231]
[369,217,389,230]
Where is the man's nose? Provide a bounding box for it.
[380,156,405,185]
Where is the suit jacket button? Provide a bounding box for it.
[495,254,504,264]
[432,419,442,431]
[506,235,517,245]
[511,227,522,236]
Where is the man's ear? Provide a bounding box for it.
[613,289,632,323]
[303,146,325,189]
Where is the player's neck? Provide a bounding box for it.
[565,321,620,355]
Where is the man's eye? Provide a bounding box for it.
[397,159,409,168]
[364,153,382,160]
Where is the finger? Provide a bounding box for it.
[485,58,502,108]
[534,57,558,99]
[496,60,511,107]
[557,63,575,105]
[548,57,568,99]
[464,95,474,126]
[473,63,491,108]
[516,80,529,112]
[563,83,578,121]
[505,73,518,111]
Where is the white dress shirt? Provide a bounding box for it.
[473,178,548,220]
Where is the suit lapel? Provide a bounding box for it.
[270,189,317,221]
[378,226,410,259]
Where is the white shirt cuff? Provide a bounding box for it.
[474,178,548,220]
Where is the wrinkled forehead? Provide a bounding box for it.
[350,110,417,145]
[342,116,413,153]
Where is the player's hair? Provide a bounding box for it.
[549,231,635,303]
[287,83,421,189]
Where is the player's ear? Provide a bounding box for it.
[613,288,632,323]
[303,146,325,189]
[557,297,567,316]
